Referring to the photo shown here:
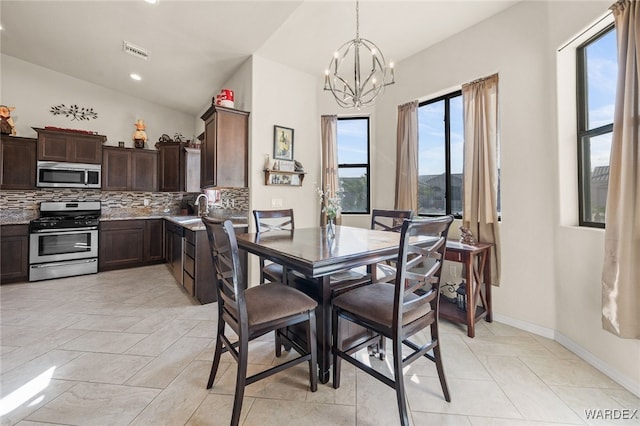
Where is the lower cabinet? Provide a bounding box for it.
[1,224,29,284]
[99,219,164,271]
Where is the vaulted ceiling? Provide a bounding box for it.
[0,1,519,115]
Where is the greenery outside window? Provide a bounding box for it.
[577,24,616,228]
[337,117,370,214]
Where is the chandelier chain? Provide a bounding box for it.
[355,1,359,40]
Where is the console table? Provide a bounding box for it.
[440,241,493,338]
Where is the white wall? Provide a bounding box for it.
[366,0,639,393]
[244,54,320,281]
[1,54,196,147]
[550,1,640,395]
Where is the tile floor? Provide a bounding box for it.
[1,264,638,425]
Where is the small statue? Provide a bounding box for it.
[459,226,476,245]
[0,105,16,135]
[133,119,148,148]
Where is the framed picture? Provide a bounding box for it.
[273,125,294,161]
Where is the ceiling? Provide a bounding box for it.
[0,1,519,116]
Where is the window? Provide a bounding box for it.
[337,117,370,214]
[577,24,616,228]
[417,91,464,217]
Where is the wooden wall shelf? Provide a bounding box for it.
[264,169,305,186]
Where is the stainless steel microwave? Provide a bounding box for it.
[36,161,101,189]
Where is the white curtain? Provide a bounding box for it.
[462,74,501,285]
[601,0,640,339]
[320,115,341,225]
[394,100,419,213]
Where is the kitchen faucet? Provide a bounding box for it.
[195,193,209,217]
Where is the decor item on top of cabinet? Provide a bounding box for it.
[50,104,98,121]
[273,125,293,161]
[133,119,147,148]
[213,88,234,108]
[158,133,172,143]
[0,105,16,135]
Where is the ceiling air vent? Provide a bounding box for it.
[123,41,149,60]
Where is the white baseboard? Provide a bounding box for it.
[493,313,640,398]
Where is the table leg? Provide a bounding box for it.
[318,275,332,384]
[465,256,476,338]
[484,250,493,322]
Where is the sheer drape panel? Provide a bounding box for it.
[601,0,640,339]
[321,115,341,225]
[462,74,501,285]
[395,101,419,213]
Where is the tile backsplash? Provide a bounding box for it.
[0,188,249,223]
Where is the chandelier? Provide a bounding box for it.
[324,1,395,109]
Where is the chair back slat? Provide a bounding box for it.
[371,209,413,232]
[203,219,246,321]
[253,209,295,232]
[394,216,453,330]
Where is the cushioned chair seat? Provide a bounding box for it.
[245,282,317,327]
[332,282,430,327]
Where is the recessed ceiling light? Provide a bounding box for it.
[144,0,158,4]
[130,73,142,81]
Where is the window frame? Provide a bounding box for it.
[576,23,615,229]
[337,116,371,215]
[417,90,463,219]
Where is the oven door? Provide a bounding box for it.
[30,228,99,264]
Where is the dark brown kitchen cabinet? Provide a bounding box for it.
[99,219,164,271]
[156,142,185,192]
[200,105,249,188]
[102,146,158,192]
[1,224,29,284]
[132,149,159,191]
[34,127,105,164]
[1,135,36,190]
[144,219,164,263]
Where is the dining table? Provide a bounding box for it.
[235,224,493,383]
[236,225,402,383]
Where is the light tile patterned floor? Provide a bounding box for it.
[1,264,638,425]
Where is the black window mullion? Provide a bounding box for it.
[444,97,452,216]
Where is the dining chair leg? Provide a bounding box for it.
[275,328,283,357]
[393,338,410,426]
[331,308,341,389]
[307,310,318,392]
[431,323,451,402]
[207,320,226,389]
[231,334,249,426]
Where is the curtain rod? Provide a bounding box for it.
[558,10,613,52]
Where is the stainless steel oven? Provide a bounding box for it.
[29,201,101,281]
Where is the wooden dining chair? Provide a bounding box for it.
[369,209,413,283]
[202,218,318,426]
[332,215,454,426]
[253,209,294,284]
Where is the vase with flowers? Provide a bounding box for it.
[316,185,343,238]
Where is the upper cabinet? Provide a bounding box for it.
[156,142,201,193]
[34,127,105,164]
[200,106,249,188]
[102,146,158,192]
[0,135,37,190]
[157,142,185,192]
